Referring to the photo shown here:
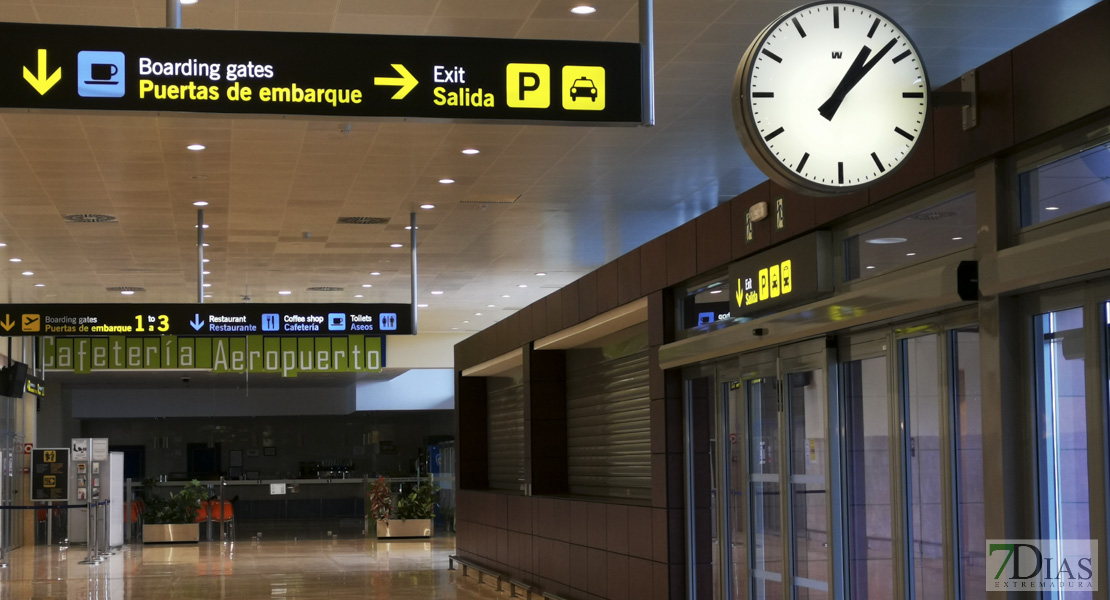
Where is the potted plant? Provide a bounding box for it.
[142,479,206,543]
[374,478,437,539]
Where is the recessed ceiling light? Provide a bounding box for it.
[1045,206,1060,211]
[0,242,6,247]
[431,290,444,295]
[438,178,455,184]
[475,312,483,316]
[502,294,510,298]
[278,290,292,295]
[518,284,528,288]
[202,258,210,263]
[461,148,480,155]
[866,265,876,269]
[34,283,45,287]
[952,236,963,241]
[120,290,135,296]
[202,270,211,275]
[420,204,435,210]
[405,226,420,230]
[709,289,723,294]
[21,271,33,276]
[462,320,469,324]
[451,327,458,330]
[180,0,198,4]
[535,272,546,276]
[202,243,210,247]
[193,201,209,206]
[362,284,373,288]
[354,294,364,298]
[865,237,907,245]
[370,272,381,276]
[9,258,21,262]
[203,294,212,298]
[203,283,212,287]
[390,243,403,248]
[187,144,206,151]
[487,304,495,308]
[194,224,210,229]
[906,252,917,256]
[417,304,429,308]
[571,5,596,14]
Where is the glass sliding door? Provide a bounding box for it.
[726,379,749,600]
[786,367,829,600]
[951,329,985,600]
[1033,306,1092,600]
[844,354,895,600]
[748,376,785,599]
[900,335,945,600]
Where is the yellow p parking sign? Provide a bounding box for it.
[506,63,550,108]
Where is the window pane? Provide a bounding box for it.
[844,192,976,281]
[953,329,985,600]
[845,356,894,600]
[902,336,945,600]
[727,381,750,600]
[1020,141,1110,227]
[749,378,784,600]
[788,369,829,600]
[1034,307,1091,599]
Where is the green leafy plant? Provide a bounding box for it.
[144,480,206,525]
[394,481,438,520]
[367,476,393,522]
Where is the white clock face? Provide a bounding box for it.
[734,2,929,194]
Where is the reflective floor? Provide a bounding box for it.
[0,536,501,599]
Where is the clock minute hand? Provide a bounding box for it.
[817,37,899,121]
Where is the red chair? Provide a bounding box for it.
[209,500,235,541]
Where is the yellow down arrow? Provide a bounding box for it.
[23,49,62,95]
[374,64,418,100]
[0,314,14,332]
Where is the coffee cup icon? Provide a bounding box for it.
[87,62,119,84]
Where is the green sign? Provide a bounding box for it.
[43,335,383,378]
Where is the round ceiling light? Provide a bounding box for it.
[187,144,206,151]
[420,204,435,209]
[193,201,209,206]
[438,178,455,184]
[390,243,403,248]
[864,237,908,245]
[571,5,596,14]
[461,148,480,155]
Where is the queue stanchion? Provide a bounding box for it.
[218,477,225,543]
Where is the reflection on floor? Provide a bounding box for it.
[0,535,501,599]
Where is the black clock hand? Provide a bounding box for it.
[818,37,899,121]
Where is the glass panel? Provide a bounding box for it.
[679,275,733,332]
[844,192,976,281]
[1034,307,1091,599]
[901,336,944,599]
[749,377,783,600]
[788,369,829,600]
[1019,141,1110,227]
[845,356,895,600]
[952,329,985,600]
[727,380,749,600]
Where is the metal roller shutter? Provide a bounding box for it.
[566,332,651,500]
[486,379,525,492]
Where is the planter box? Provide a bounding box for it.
[142,523,200,544]
[376,519,432,538]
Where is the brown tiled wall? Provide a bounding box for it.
[453,4,1110,599]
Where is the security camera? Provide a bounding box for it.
[181,376,190,384]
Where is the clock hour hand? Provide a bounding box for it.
[818,37,899,121]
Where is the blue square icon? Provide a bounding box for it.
[698,312,715,325]
[261,313,280,332]
[77,51,125,98]
[327,313,346,331]
[379,313,397,331]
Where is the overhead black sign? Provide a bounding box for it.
[0,303,412,336]
[0,22,642,124]
[728,231,833,319]
[32,448,69,501]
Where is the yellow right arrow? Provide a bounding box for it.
[0,314,14,332]
[23,49,61,95]
[374,64,418,100]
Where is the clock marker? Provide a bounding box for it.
[796,152,809,173]
[895,126,915,141]
[762,49,783,63]
[838,162,844,184]
[902,92,924,98]
[764,127,785,141]
[867,18,880,38]
[871,152,885,173]
[833,6,839,28]
[792,17,807,38]
[892,49,911,64]
[752,92,774,98]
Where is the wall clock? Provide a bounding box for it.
[733,1,930,195]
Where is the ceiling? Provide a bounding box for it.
[0,0,1099,336]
